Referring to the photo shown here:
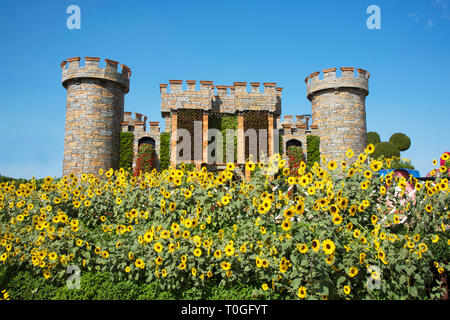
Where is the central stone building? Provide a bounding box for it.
[160,80,282,168]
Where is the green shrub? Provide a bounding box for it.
[306,135,320,168]
[388,158,415,170]
[389,133,411,152]
[160,132,171,170]
[367,132,381,146]
[119,132,134,172]
[372,142,400,159]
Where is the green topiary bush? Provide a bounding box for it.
[372,142,400,159]
[389,133,411,152]
[160,132,171,170]
[367,131,381,146]
[119,132,134,172]
[306,135,320,168]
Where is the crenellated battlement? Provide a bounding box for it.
[305,67,369,101]
[280,114,317,133]
[61,57,131,93]
[160,80,282,114]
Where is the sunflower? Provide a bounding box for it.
[311,239,320,252]
[220,261,231,271]
[322,239,335,255]
[297,286,307,299]
[221,195,230,206]
[246,161,256,171]
[346,149,354,159]
[226,163,235,171]
[418,243,428,253]
[343,285,351,295]
[283,207,295,219]
[332,215,343,225]
[325,255,335,265]
[364,170,372,179]
[431,235,439,243]
[193,248,202,257]
[281,219,291,231]
[224,244,235,256]
[154,242,163,253]
[366,144,375,154]
[425,204,433,213]
[347,168,356,178]
[135,259,145,269]
[348,267,358,278]
[327,161,337,171]
[329,204,339,216]
[298,243,308,254]
[360,180,370,190]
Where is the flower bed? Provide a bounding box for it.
[0,147,449,300]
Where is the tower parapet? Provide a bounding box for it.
[61,57,131,176]
[305,67,369,100]
[306,67,369,163]
[62,57,131,93]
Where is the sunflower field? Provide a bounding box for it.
[0,146,449,300]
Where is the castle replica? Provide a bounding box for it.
[60,57,370,177]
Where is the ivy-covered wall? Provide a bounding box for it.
[119,132,134,172]
[306,135,320,168]
[160,132,171,170]
[208,114,237,163]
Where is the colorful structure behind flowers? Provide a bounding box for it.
[427,152,450,177]
[287,146,306,177]
[134,144,157,177]
[0,147,448,300]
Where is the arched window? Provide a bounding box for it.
[138,137,156,148]
[286,139,302,150]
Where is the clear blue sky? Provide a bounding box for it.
[1,0,449,178]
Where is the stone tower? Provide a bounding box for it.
[61,57,131,176]
[305,67,369,163]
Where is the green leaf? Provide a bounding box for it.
[291,278,301,288]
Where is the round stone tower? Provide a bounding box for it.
[61,57,131,176]
[305,67,369,163]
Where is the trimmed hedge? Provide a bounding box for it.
[160,132,171,170]
[372,142,400,159]
[367,131,381,146]
[389,133,411,152]
[306,135,320,168]
[119,132,134,172]
[0,266,259,300]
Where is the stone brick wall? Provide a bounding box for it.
[305,67,369,163]
[61,57,131,176]
[160,80,282,115]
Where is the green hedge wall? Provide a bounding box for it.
[306,135,320,168]
[208,115,237,163]
[0,266,260,300]
[119,132,134,172]
[160,132,171,170]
